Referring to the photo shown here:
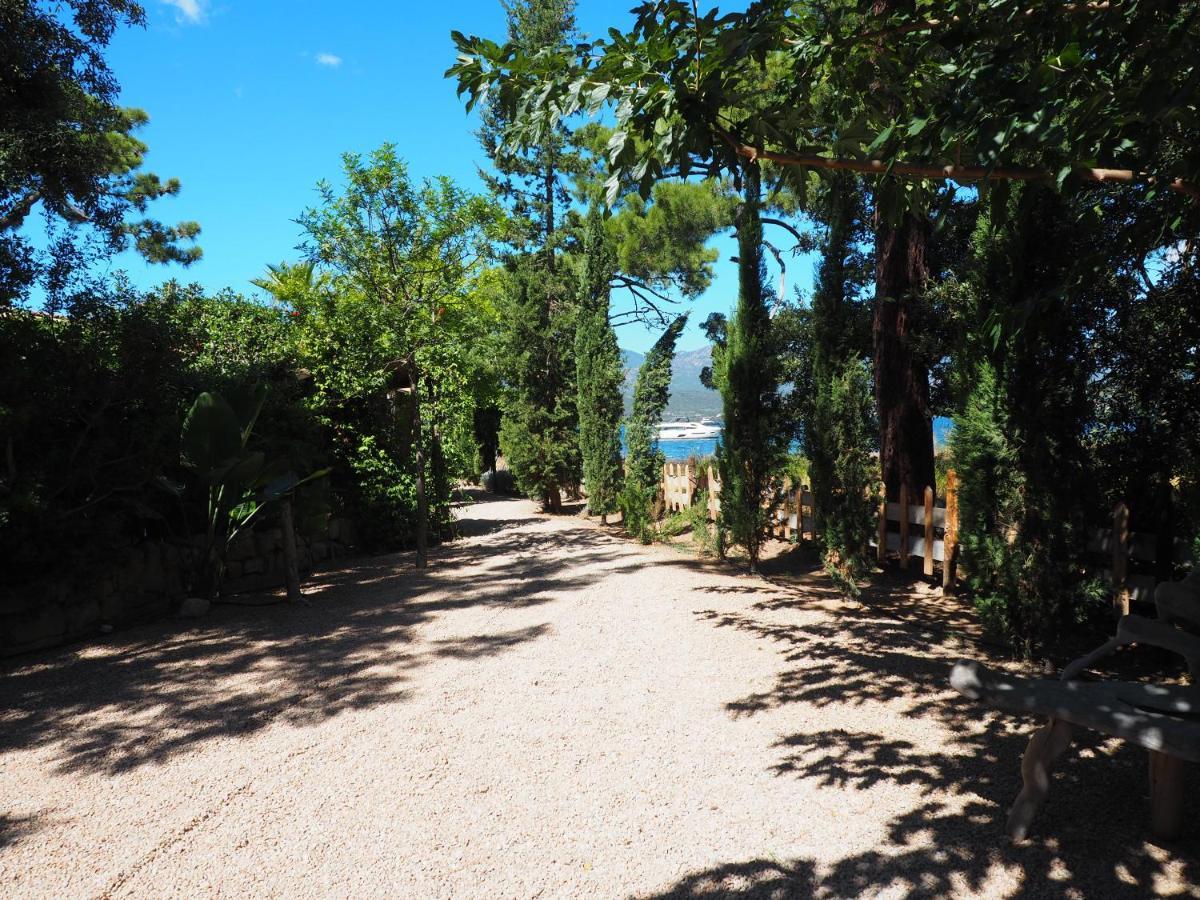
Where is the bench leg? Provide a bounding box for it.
[1008,717,1074,841]
[1149,751,1185,840]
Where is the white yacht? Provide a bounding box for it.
[656,417,723,440]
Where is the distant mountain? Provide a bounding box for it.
[619,345,722,417]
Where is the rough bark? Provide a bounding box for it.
[870,0,935,503]
[873,212,935,501]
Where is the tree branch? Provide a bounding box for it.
[0,191,40,232]
[762,239,786,301]
[761,217,806,248]
[717,128,1200,201]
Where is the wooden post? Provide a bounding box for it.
[943,470,959,592]
[923,486,935,577]
[1113,501,1131,618]
[280,497,302,602]
[877,496,887,565]
[899,484,910,572]
[1149,750,1185,839]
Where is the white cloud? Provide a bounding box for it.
[316,52,343,68]
[162,0,207,24]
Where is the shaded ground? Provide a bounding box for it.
[1,491,1196,897]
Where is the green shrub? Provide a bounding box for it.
[686,489,720,556]
[618,479,657,544]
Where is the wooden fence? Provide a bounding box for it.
[1089,502,1194,616]
[659,464,1187,613]
[870,473,961,588]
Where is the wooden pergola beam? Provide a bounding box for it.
[721,131,1200,201]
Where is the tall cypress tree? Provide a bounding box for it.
[951,184,1093,653]
[620,313,687,538]
[575,210,624,523]
[717,161,787,573]
[498,260,579,511]
[805,175,878,579]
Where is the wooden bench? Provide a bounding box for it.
[950,571,1200,840]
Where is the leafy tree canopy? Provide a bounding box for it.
[1,0,201,305]
[450,0,1200,242]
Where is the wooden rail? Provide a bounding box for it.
[658,464,1186,610]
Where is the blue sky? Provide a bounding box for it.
[106,0,815,353]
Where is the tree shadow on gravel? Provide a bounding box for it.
[0,812,48,851]
[674,570,1200,898]
[644,858,819,899]
[0,506,619,776]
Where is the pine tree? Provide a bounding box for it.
[575,210,624,522]
[620,313,687,539]
[479,0,585,266]
[484,0,584,511]
[717,161,787,573]
[2,2,201,304]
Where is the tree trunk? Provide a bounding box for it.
[412,370,429,568]
[280,497,302,602]
[871,0,935,504]
[874,212,935,502]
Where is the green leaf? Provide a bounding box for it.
[867,124,895,154]
[181,392,242,477]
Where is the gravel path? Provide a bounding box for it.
[1,492,1197,898]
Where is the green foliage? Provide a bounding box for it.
[451,0,1200,246]
[951,362,1025,640]
[617,479,657,544]
[179,386,327,600]
[476,0,586,260]
[804,174,878,581]
[498,260,580,510]
[605,179,732,315]
[618,313,687,532]
[949,186,1093,654]
[1089,254,1200,578]
[575,210,624,517]
[686,490,719,557]
[818,358,880,585]
[716,164,787,573]
[0,291,192,584]
[783,455,810,487]
[295,145,496,551]
[1,1,200,305]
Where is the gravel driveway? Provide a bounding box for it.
[1,492,1197,898]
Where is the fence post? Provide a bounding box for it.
[707,465,721,523]
[877,495,887,565]
[1113,501,1130,618]
[899,484,910,571]
[280,497,302,602]
[943,470,959,592]
[923,486,935,577]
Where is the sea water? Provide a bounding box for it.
[635,417,953,462]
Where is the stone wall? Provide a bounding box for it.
[0,517,357,658]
